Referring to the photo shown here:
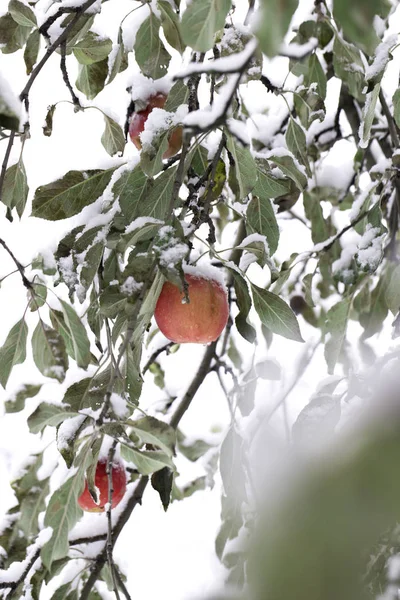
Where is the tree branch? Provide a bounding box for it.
[0,238,32,290]
[60,41,82,110]
[169,341,217,429]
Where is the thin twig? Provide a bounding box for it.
[169,341,217,429]
[3,548,41,598]
[142,342,174,374]
[60,40,81,109]
[379,89,400,149]
[0,238,32,289]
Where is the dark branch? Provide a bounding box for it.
[0,238,32,290]
[60,41,82,110]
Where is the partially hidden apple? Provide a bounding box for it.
[78,458,127,513]
[154,273,229,344]
[129,92,182,159]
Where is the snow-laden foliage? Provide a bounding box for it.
[1,0,400,598]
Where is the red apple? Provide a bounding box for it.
[128,93,182,159]
[154,273,229,344]
[78,458,127,513]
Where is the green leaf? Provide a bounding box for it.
[99,286,127,318]
[359,83,380,149]
[393,88,400,129]
[178,436,214,462]
[333,35,364,102]
[181,0,231,52]
[230,269,256,343]
[227,135,257,201]
[31,322,68,382]
[158,0,185,53]
[324,298,351,374]
[302,273,315,308]
[107,33,128,85]
[303,191,329,244]
[333,0,391,55]
[28,403,78,434]
[386,264,400,315]
[256,0,298,57]
[23,28,40,75]
[62,377,104,412]
[134,13,170,79]
[116,164,178,224]
[120,444,174,475]
[41,443,93,569]
[16,456,50,540]
[0,13,31,54]
[75,58,108,100]
[32,167,116,221]
[127,416,176,457]
[247,195,279,256]
[0,318,28,388]
[1,159,28,217]
[5,383,41,413]
[251,285,304,342]
[360,272,389,339]
[9,0,36,27]
[72,31,112,64]
[267,153,308,191]
[101,114,125,157]
[140,129,171,177]
[50,309,76,361]
[305,53,327,100]
[79,242,104,295]
[59,300,91,369]
[285,118,311,176]
[164,80,189,112]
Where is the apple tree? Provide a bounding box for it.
[1,0,400,598]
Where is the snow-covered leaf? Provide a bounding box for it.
[28,403,78,434]
[127,416,176,457]
[32,167,116,220]
[31,322,68,382]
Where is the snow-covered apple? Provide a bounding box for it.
[78,458,127,512]
[154,273,229,344]
[129,93,182,159]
